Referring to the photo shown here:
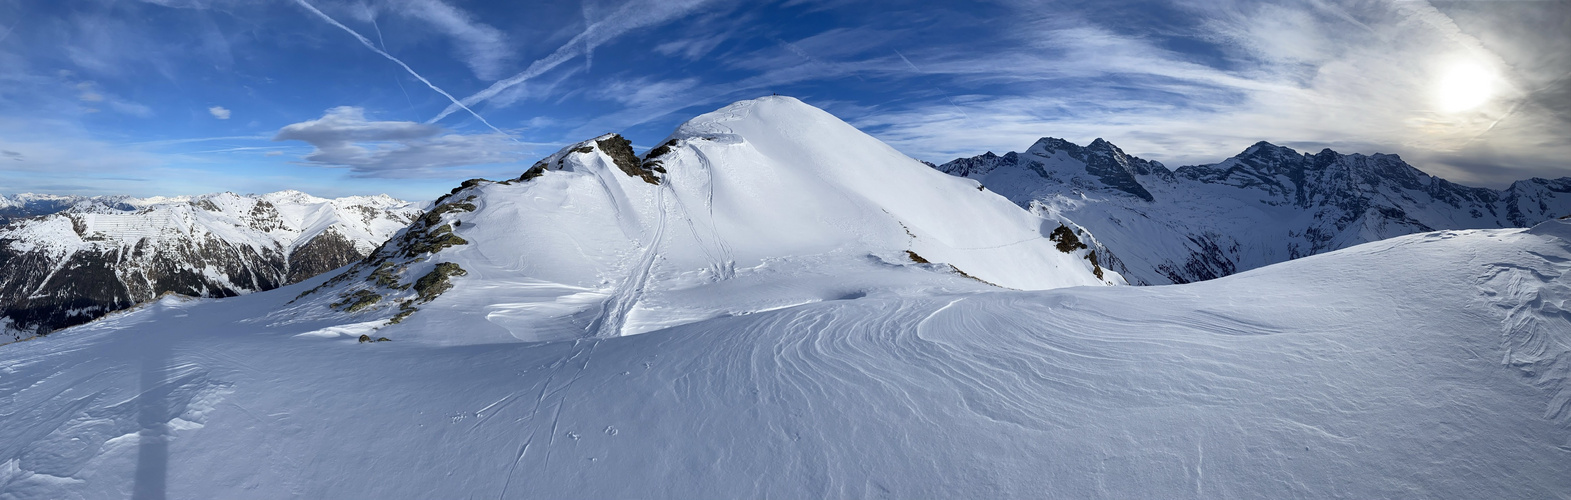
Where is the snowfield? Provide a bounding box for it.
[1,97,1568,498]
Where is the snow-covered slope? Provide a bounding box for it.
[1,214,1567,497]
[0,191,421,339]
[279,96,1116,344]
[939,138,1571,284]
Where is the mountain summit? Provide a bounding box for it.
[283,96,1118,344]
[939,139,1571,284]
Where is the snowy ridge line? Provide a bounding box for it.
[938,137,1571,286]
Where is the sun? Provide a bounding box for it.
[1433,62,1496,113]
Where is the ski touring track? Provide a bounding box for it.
[499,175,676,497]
[676,144,736,281]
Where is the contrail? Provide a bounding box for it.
[289,0,515,140]
[0,18,19,44]
[429,0,716,123]
[894,49,971,121]
[365,7,416,110]
[894,49,922,73]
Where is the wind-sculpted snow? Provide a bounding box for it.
[1,220,1568,498]
[1481,219,1571,424]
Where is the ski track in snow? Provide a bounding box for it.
[589,181,669,339]
[681,145,736,280]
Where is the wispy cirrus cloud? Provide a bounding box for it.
[429,0,726,123]
[288,0,513,140]
[359,0,513,80]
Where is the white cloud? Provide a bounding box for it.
[273,106,526,177]
[289,0,512,138]
[390,0,511,80]
[208,106,231,119]
[805,0,1571,185]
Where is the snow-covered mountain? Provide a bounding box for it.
[0,190,421,339]
[281,96,1116,344]
[0,92,1566,495]
[938,138,1571,284]
[0,194,131,224]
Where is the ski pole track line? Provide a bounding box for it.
[690,146,736,278]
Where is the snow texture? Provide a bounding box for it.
[0,98,1567,499]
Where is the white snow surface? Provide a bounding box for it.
[290,96,1117,343]
[1,216,1568,498]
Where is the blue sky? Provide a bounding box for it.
[1,0,1566,201]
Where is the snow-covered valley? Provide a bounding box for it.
[1,97,1568,498]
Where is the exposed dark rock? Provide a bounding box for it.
[518,161,551,182]
[641,139,678,173]
[413,262,467,303]
[1086,250,1103,280]
[597,135,662,185]
[333,289,381,312]
[388,300,417,324]
[1048,224,1088,253]
[287,229,363,284]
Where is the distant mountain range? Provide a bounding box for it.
[937,138,1571,284]
[0,193,138,224]
[0,190,421,339]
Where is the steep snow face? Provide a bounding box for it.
[0,191,420,339]
[286,96,1117,344]
[0,218,1566,498]
[939,139,1571,284]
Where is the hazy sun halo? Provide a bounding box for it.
[1434,62,1496,113]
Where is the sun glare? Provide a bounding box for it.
[1434,62,1496,113]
